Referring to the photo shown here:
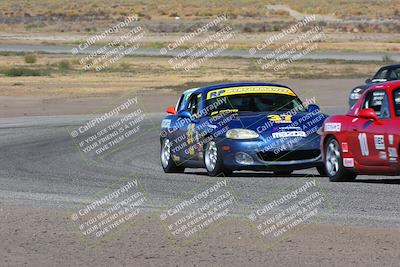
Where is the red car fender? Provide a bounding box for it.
[321,115,356,161]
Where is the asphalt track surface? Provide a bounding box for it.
[0,44,399,61]
[0,112,399,228]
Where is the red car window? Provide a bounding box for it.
[393,88,400,116]
[362,90,390,119]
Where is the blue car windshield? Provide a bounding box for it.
[206,93,305,113]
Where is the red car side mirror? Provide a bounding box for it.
[358,108,381,124]
[166,106,176,115]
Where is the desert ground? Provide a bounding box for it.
[1,1,399,266]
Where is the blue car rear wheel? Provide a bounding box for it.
[160,138,185,173]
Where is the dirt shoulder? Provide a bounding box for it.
[1,32,399,53]
[1,205,399,267]
[0,94,179,117]
[0,78,361,118]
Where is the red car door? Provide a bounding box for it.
[349,89,391,166]
[385,88,400,165]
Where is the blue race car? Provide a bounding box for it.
[160,82,328,176]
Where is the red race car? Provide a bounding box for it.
[321,80,400,182]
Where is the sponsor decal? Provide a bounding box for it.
[341,142,348,153]
[211,109,238,116]
[358,133,369,156]
[388,147,398,158]
[172,155,180,161]
[272,131,306,139]
[389,134,394,145]
[206,86,296,99]
[161,119,171,128]
[343,158,354,167]
[324,122,341,132]
[268,114,292,124]
[374,135,385,150]
[379,151,387,160]
[186,124,196,155]
[279,126,302,131]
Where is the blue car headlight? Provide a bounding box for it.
[226,129,259,139]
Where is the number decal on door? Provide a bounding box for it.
[358,133,369,156]
[187,124,196,155]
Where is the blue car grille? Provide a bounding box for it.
[257,150,320,162]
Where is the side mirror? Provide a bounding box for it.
[307,104,320,113]
[166,106,176,115]
[365,78,372,84]
[177,110,192,118]
[358,108,381,123]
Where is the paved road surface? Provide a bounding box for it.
[0,113,399,228]
[0,44,399,61]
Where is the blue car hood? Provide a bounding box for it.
[225,111,324,129]
[212,111,327,150]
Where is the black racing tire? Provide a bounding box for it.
[203,139,232,177]
[324,136,357,182]
[160,138,185,173]
[316,165,327,177]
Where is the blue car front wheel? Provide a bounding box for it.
[204,139,232,177]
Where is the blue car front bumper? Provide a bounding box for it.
[218,136,322,171]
